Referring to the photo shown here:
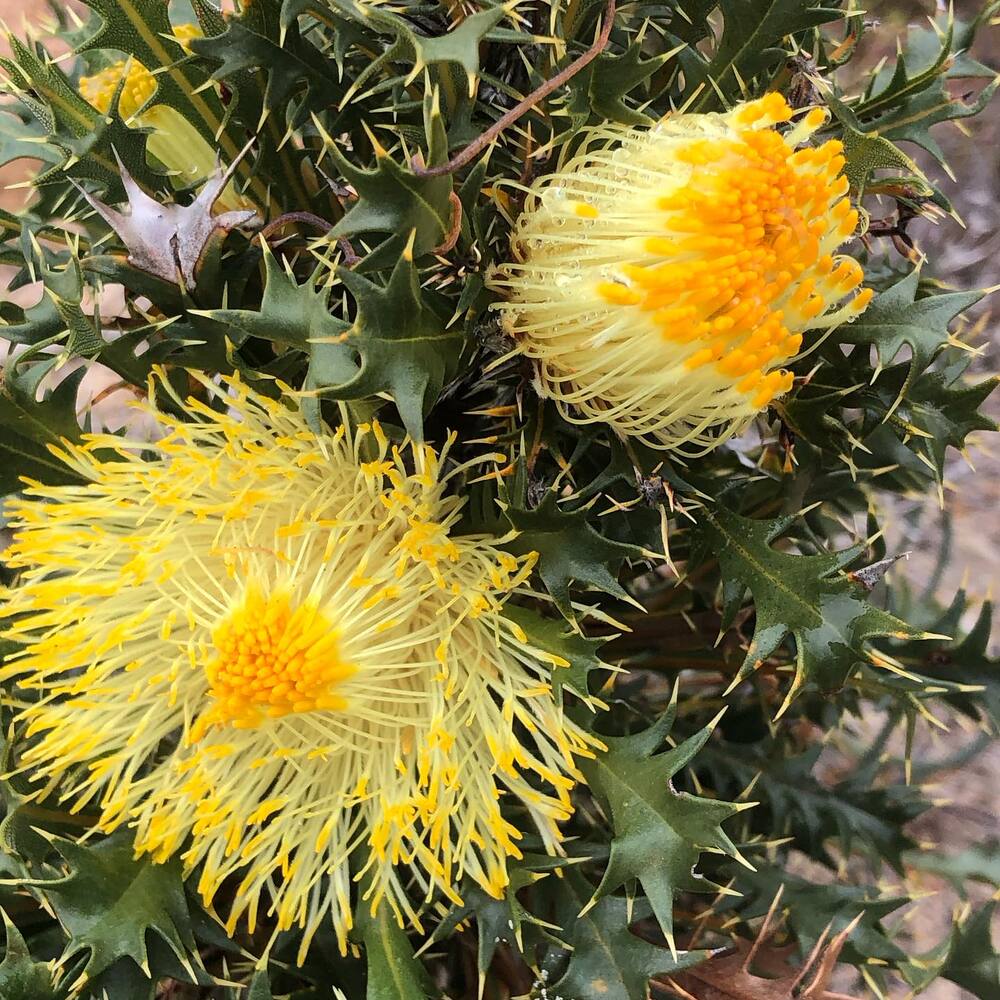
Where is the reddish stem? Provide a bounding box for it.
[413,0,617,178]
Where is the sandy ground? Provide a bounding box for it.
[0,2,996,997]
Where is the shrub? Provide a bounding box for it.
[0,1,996,997]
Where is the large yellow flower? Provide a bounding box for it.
[0,372,599,960]
[491,93,872,453]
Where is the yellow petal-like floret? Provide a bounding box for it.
[491,93,872,453]
[79,24,203,119]
[0,372,599,961]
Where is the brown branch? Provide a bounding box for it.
[431,191,463,255]
[413,0,617,178]
[250,211,361,264]
[251,211,334,244]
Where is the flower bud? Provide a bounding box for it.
[79,25,249,211]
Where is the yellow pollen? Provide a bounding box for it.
[203,587,355,730]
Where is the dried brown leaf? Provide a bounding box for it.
[661,888,864,1000]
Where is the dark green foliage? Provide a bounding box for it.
[833,270,983,399]
[22,830,201,983]
[901,901,1000,999]
[500,474,645,620]
[691,505,929,713]
[357,902,436,1000]
[0,1,996,998]
[547,870,711,1000]
[582,700,743,947]
[0,360,88,494]
[0,913,63,1000]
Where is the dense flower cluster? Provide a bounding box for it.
[1,373,599,957]
[492,93,872,453]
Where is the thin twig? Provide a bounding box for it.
[250,210,361,264]
[251,211,334,245]
[432,191,463,255]
[413,0,617,178]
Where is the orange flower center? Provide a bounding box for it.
[201,587,355,730]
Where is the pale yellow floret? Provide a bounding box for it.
[491,92,872,454]
[0,371,600,963]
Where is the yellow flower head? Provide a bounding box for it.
[491,93,873,453]
[1,372,599,960]
[78,26,247,209]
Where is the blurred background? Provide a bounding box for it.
[0,2,996,997]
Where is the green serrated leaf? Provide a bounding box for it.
[0,358,87,495]
[693,505,929,715]
[836,270,982,397]
[323,97,452,260]
[191,13,342,123]
[827,93,927,197]
[848,12,999,168]
[427,858,558,987]
[884,590,1000,724]
[901,902,1000,999]
[581,702,742,948]
[688,0,843,110]
[499,604,610,701]
[499,467,644,621]
[894,357,997,485]
[698,742,926,871]
[566,42,671,127]
[23,829,200,986]
[409,7,508,89]
[548,869,711,1000]
[76,0,248,177]
[733,867,909,969]
[0,34,154,194]
[196,246,350,425]
[330,251,463,439]
[0,911,63,1000]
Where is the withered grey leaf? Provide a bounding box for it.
[847,552,911,592]
[72,145,258,287]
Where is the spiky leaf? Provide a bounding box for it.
[0,359,87,494]
[331,251,464,439]
[499,472,644,621]
[581,701,743,948]
[688,1,843,110]
[693,506,929,714]
[0,913,62,1000]
[901,902,1000,999]
[548,869,711,1000]
[833,270,982,395]
[23,830,200,984]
